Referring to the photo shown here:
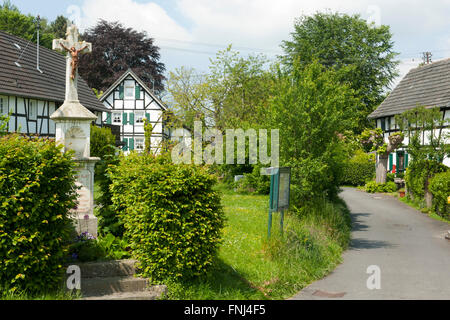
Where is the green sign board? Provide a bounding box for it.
[266,167,291,238]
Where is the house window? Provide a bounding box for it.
[113,112,122,124]
[125,85,135,99]
[0,97,5,114]
[135,138,145,151]
[135,112,145,124]
[380,117,386,131]
[29,100,37,120]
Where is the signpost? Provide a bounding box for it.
[265,167,291,238]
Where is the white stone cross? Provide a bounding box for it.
[53,24,92,102]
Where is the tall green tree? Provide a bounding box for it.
[282,11,399,132]
[50,15,68,39]
[271,59,361,203]
[79,20,166,93]
[0,1,53,48]
[165,46,274,130]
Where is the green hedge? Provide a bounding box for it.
[405,160,447,200]
[0,134,77,294]
[364,181,397,193]
[235,165,270,195]
[429,171,450,218]
[109,153,225,281]
[341,150,375,186]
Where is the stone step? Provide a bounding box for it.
[80,285,168,300]
[80,276,149,297]
[77,259,138,279]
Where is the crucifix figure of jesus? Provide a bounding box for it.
[59,43,89,80]
[53,24,92,102]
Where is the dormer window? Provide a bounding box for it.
[125,84,135,99]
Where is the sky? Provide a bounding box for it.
[9,0,450,88]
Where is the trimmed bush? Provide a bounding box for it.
[429,171,450,218]
[364,181,397,193]
[341,150,375,186]
[109,152,225,281]
[0,134,77,294]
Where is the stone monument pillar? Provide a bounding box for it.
[51,24,99,238]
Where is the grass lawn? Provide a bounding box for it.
[166,185,351,300]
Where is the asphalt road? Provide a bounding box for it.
[290,187,450,300]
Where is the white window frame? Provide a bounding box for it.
[135,111,145,125]
[125,85,135,100]
[135,138,145,151]
[112,112,122,124]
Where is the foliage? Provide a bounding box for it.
[364,181,397,193]
[68,232,105,263]
[165,46,274,130]
[79,20,166,93]
[109,152,225,281]
[95,154,122,237]
[235,165,270,195]
[429,171,450,218]
[90,125,116,161]
[166,187,351,300]
[341,150,375,186]
[49,15,68,39]
[68,232,131,262]
[404,160,447,200]
[0,1,55,49]
[395,106,449,163]
[269,59,360,204]
[0,134,78,294]
[281,11,399,132]
[97,233,131,260]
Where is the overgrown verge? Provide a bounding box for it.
[165,185,351,300]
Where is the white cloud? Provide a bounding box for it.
[78,0,191,41]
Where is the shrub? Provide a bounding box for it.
[429,171,450,218]
[341,150,375,186]
[0,134,77,294]
[95,153,122,237]
[364,181,397,193]
[90,125,116,179]
[405,160,447,200]
[235,165,270,195]
[109,152,225,281]
[68,232,106,262]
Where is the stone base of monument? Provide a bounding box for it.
[71,158,99,238]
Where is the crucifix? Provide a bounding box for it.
[53,24,92,102]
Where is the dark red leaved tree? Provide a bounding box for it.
[79,20,166,94]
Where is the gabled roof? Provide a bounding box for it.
[0,31,108,113]
[100,68,167,111]
[369,58,450,119]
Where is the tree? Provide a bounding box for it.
[270,59,360,203]
[165,46,273,131]
[79,20,166,93]
[50,15,68,39]
[282,11,399,132]
[0,1,54,49]
[165,66,211,130]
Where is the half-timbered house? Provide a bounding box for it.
[100,69,170,154]
[0,31,107,137]
[369,58,450,171]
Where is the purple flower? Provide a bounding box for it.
[84,215,89,220]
